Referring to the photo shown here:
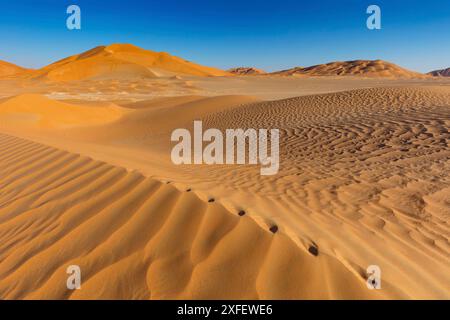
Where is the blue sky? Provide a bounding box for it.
[0,0,448,72]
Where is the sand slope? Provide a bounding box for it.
[273,60,427,78]
[0,134,382,299]
[0,94,124,129]
[30,44,230,81]
[0,60,28,78]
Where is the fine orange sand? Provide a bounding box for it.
[0,46,449,299]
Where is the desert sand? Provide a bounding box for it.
[0,45,449,299]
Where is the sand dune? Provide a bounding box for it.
[45,95,262,149]
[0,60,29,78]
[227,67,266,75]
[428,68,450,77]
[0,94,124,129]
[0,85,449,299]
[273,60,427,78]
[28,44,230,81]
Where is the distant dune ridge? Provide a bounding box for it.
[428,68,450,77]
[272,60,427,78]
[0,60,28,77]
[227,67,266,75]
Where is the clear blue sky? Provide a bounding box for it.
[0,0,448,72]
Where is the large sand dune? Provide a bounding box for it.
[28,44,230,81]
[0,84,449,299]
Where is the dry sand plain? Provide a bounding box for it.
[0,47,449,299]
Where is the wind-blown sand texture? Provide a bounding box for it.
[0,84,449,299]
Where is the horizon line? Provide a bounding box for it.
[1,42,445,75]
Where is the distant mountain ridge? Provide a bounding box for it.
[227,67,266,75]
[271,60,427,78]
[428,68,450,77]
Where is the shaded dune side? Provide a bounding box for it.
[0,134,383,299]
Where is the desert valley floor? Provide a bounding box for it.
[0,59,449,299]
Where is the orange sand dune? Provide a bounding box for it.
[0,94,124,129]
[50,95,262,149]
[273,60,427,78]
[0,86,449,299]
[0,60,29,78]
[29,44,230,81]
